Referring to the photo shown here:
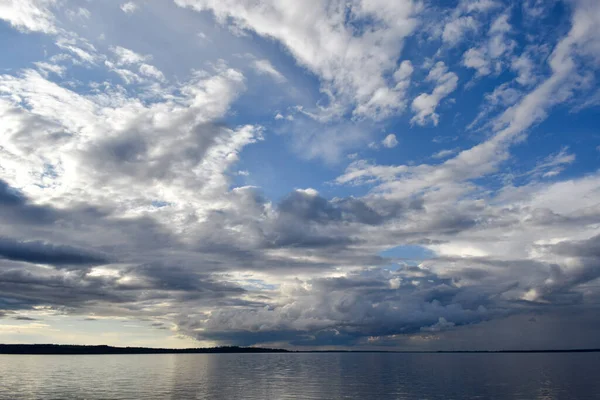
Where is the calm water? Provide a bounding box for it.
[1,352,599,399]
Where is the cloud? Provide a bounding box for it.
[463,47,490,76]
[283,117,376,163]
[252,59,286,82]
[0,0,599,350]
[511,51,537,86]
[66,7,91,21]
[33,61,66,77]
[120,2,138,14]
[420,317,455,332]
[111,46,149,65]
[0,65,258,211]
[382,134,398,148]
[462,12,515,77]
[13,316,38,321]
[55,36,101,64]
[138,63,166,82]
[411,62,458,126]
[432,148,459,159]
[442,16,478,45]
[0,237,109,267]
[394,60,414,82]
[175,0,419,120]
[0,0,57,34]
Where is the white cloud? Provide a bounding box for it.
[411,62,458,126]
[66,7,91,21]
[531,147,575,179]
[252,59,286,82]
[522,0,555,19]
[488,13,512,57]
[55,37,101,64]
[0,65,259,216]
[175,0,419,121]
[394,60,414,82]
[111,46,149,65]
[462,13,515,77]
[339,0,600,202]
[0,0,57,34]
[382,134,398,148]
[435,0,499,48]
[511,46,545,87]
[442,16,478,45]
[33,61,66,77]
[462,47,490,76]
[120,2,138,14]
[105,61,144,84]
[139,63,166,82]
[468,83,523,130]
[463,0,500,13]
[432,148,459,159]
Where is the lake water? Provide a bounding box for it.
[0,352,599,399]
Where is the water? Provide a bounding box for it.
[0,352,599,399]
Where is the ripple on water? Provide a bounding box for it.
[0,353,599,400]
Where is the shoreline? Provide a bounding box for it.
[1,344,599,355]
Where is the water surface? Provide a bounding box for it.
[1,352,598,399]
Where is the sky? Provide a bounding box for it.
[0,0,599,351]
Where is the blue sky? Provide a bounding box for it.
[0,0,599,350]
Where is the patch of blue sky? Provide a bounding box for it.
[231,135,352,201]
[239,279,278,291]
[379,245,437,268]
[509,110,600,179]
[0,22,55,72]
[151,200,171,208]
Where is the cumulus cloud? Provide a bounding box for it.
[462,12,515,76]
[382,134,398,148]
[442,16,478,45]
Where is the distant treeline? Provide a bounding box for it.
[1,344,599,355]
[0,344,289,355]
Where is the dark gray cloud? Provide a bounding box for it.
[0,180,24,206]
[279,190,343,223]
[1,173,599,350]
[0,237,109,267]
[552,234,600,259]
[2,174,600,349]
[84,122,229,188]
[0,180,59,225]
[13,316,38,321]
[178,266,510,346]
[2,157,600,350]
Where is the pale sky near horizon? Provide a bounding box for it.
[1,0,600,350]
